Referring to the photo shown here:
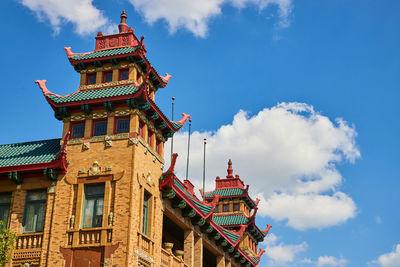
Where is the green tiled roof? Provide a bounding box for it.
[0,139,61,167]
[204,188,246,198]
[170,122,182,130]
[70,47,138,61]
[47,85,139,104]
[212,214,250,226]
[221,228,240,243]
[250,257,260,264]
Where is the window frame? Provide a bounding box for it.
[142,191,151,235]
[82,183,105,229]
[70,121,85,138]
[138,120,145,139]
[92,119,108,137]
[0,192,12,226]
[119,69,129,81]
[156,139,162,154]
[22,190,47,233]
[147,130,154,147]
[102,71,113,83]
[86,73,97,85]
[114,116,130,134]
[233,203,240,212]
[223,204,230,212]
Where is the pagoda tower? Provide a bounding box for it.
[203,160,271,262]
[35,11,190,266]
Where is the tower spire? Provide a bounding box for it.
[227,159,233,178]
[118,10,128,33]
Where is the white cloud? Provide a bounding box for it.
[317,256,347,267]
[166,102,360,230]
[128,0,293,37]
[18,0,115,35]
[257,192,356,230]
[370,244,400,267]
[262,234,308,265]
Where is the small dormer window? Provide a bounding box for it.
[71,122,85,138]
[93,119,107,136]
[87,73,97,85]
[223,204,230,212]
[233,203,240,211]
[115,117,130,133]
[103,71,113,83]
[119,69,129,80]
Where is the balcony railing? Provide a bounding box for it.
[67,227,113,247]
[16,233,43,249]
[137,232,154,255]
[160,248,188,267]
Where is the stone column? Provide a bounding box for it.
[193,234,203,267]
[225,258,232,267]
[184,230,194,266]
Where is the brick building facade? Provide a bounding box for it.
[0,11,270,267]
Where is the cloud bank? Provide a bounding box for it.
[370,244,400,267]
[18,0,294,37]
[128,0,293,37]
[18,0,115,35]
[165,102,359,230]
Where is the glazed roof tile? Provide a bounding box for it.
[69,47,138,61]
[46,85,139,104]
[174,180,213,214]
[0,139,61,167]
[221,228,240,243]
[212,214,250,226]
[204,188,246,198]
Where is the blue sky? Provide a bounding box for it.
[1,0,399,266]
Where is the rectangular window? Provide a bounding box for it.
[233,203,240,211]
[119,69,129,80]
[142,192,151,235]
[156,139,162,154]
[0,193,12,226]
[93,120,107,136]
[214,205,219,213]
[22,190,47,233]
[83,184,105,228]
[86,73,97,85]
[116,117,130,133]
[147,130,153,147]
[103,71,113,83]
[138,121,145,138]
[223,204,230,212]
[71,122,85,138]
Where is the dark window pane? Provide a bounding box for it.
[223,204,230,212]
[23,190,47,233]
[103,72,113,82]
[87,74,96,85]
[0,193,11,225]
[83,184,105,228]
[214,205,219,213]
[142,192,150,235]
[116,118,130,133]
[72,123,85,138]
[120,70,129,80]
[94,121,107,136]
[233,203,240,211]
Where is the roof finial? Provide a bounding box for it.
[119,10,128,33]
[227,159,233,178]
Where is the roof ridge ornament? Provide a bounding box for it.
[118,10,129,33]
[227,159,233,178]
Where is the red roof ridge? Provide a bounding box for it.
[35,80,76,98]
[64,47,92,57]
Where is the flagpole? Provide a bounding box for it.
[185,119,192,180]
[203,138,207,195]
[171,97,175,162]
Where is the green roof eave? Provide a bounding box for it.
[46,85,139,104]
[69,47,139,61]
[0,139,61,168]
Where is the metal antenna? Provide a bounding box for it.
[185,119,192,180]
[203,138,207,196]
[171,97,175,162]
